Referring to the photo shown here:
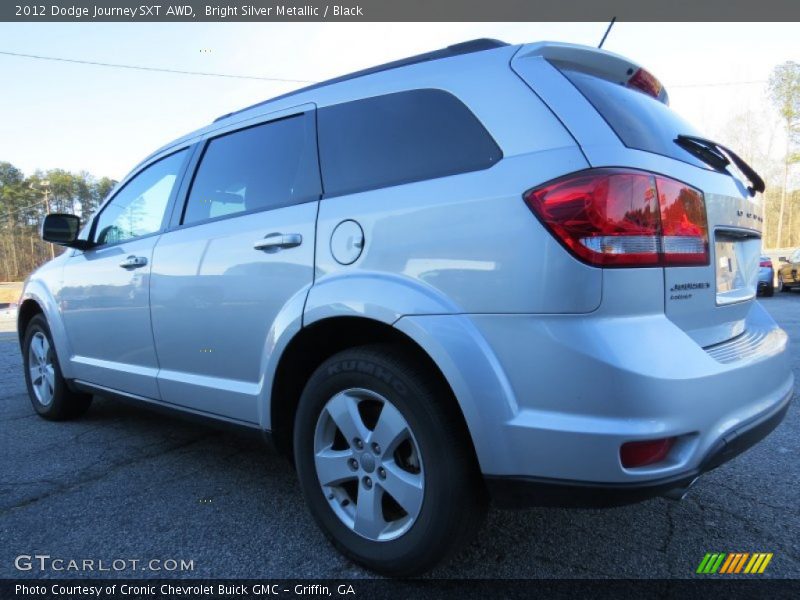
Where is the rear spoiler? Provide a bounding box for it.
[676,135,766,195]
[513,41,669,105]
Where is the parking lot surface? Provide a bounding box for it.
[1,295,798,579]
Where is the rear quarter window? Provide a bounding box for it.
[557,66,709,170]
[317,89,502,197]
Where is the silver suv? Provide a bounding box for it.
[19,39,793,575]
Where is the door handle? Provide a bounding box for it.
[254,233,303,252]
[119,255,148,269]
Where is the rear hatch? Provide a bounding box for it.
[511,42,765,347]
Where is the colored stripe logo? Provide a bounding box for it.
[696,552,773,574]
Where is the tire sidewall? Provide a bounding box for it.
[294,350,461,570]
[23,315,66,417]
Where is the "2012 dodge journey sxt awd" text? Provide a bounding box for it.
[19,39,793,575]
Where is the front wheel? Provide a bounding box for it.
[778,275,789,292]
[294,344,485,576]
[23,314,92,420]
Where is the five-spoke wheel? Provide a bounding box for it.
[23,314,92,420]
[28,331,56,407]
[294,344,486,576]
[314,388,424,541]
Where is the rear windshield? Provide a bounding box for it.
[558,66,708,169]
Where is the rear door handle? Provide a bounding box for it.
[119,255,148,269]
[254,233,303,252]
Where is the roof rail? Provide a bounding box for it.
[213,38,508,123]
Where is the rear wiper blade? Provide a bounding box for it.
[675,134,766,196]
[674,135,729,171]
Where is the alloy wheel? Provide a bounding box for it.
[313,388,424,542]
[28,331,55,407]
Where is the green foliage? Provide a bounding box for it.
[0,161,117,281]
[768,61,800,140]
[768,61,800,249]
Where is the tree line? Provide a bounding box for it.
[0,162,116,281]
[716,61,799,251]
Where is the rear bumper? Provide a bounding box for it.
[457,299,793,488]
[757,271,774,291]
[486,390,791,508]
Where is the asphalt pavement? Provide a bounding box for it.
[1,295,798,579]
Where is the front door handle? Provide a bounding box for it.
[119,255,148,269]
[254,233,303,252]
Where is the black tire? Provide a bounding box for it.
[763,282,774,297]
[22,314,92,420]
[293,344,486,576]
[778,276,789,292]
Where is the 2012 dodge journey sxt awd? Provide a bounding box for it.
[19,39,793,575]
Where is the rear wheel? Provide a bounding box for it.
[23,314,92,420]
[293,344,485,576]
[778,275,789,292]
[763,282,775,297]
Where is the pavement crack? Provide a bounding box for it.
[0,412,35,421]
[0,434,213,514]
[712,480,799,515]
[661,502,675,555]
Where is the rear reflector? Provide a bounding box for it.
[620,438,676,468]
[523,169,709,267]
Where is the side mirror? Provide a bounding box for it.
[778,256,788,263]
[41,214,92,249]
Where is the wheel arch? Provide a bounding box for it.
[269,316,478,473]
[16,284,75,379]
[17,298,44,345]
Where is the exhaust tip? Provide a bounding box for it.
[662,477,699,501]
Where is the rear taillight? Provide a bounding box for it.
[760,259,773,268]
[626,67,663,100]
[523,169,709,267]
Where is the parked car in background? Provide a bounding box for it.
[758,256,775,296]
[17,39,794,576]
[777,249,800,292]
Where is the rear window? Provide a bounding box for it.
[317,89,501,197]
[558,67,708,169]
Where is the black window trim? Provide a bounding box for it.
[87,146,193,250]
[316,88,503,200]
[172,109,322,231]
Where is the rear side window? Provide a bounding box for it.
[182,113,321,225]
[318,89,501,197]
[558,67,708,169]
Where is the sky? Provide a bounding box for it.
[0,22,796,180]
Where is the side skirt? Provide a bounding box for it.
[71,379,274,447]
